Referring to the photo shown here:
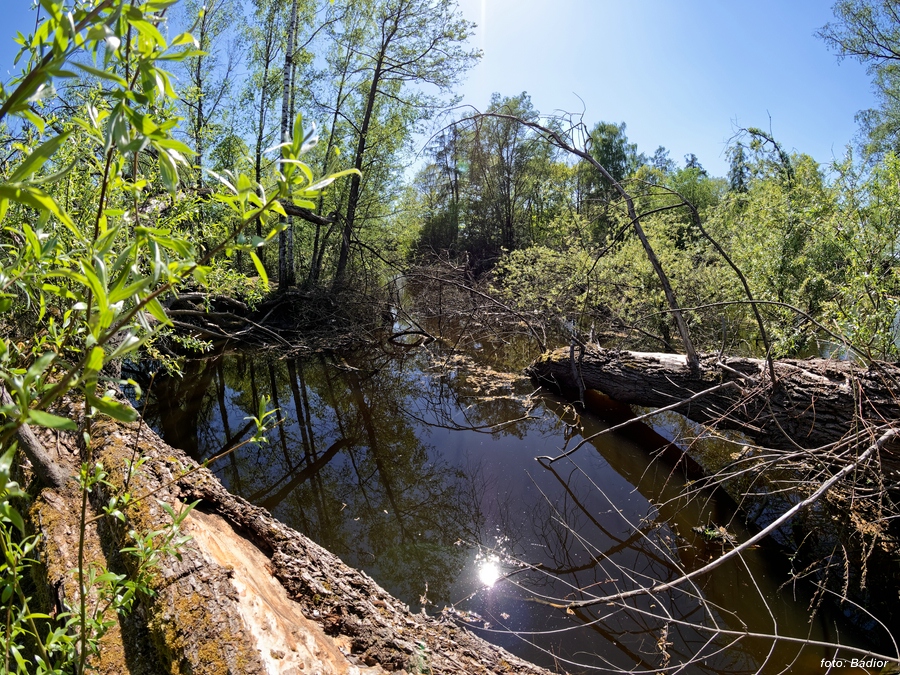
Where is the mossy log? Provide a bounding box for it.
[527,345,900,461]
[24,396,556,675]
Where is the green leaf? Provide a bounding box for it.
[8,131,72,182]
[0,447,17,481]
[86,346,105,373]
[26,351,55,380]
[21,108,46,134]
[154,137,195,155]
[249,251,269,289]
[86,394,138,423]
[27,409,77,431]
[109,332,146,361]
[109,277,151,304]
[170,31,199,48]
[0,184,76,232]
[81,261,108,311]
[159,150,178,193]
[71,61,127,86]
[130,20,166,48]
[145,297,171,325]
[0,503,25,534]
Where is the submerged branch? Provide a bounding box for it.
[564,428,896,611]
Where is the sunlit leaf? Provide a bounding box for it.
[8,131,72,182]
[27,408,77,431]
[249,251,269,290]
[86,394,138,423]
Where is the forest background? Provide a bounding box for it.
[4,0,900,363]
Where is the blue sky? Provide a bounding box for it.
[454,0,875,175]
[1,1,877,177]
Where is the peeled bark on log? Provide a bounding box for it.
[25,396,556,675]
[527,345,900,456]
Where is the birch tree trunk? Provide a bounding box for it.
[278,0,298,289]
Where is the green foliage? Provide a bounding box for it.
[0,1,353,670]
[587,121,644,184]
[818,153,900,356]
[0,445,201,674]
[413,93,573,262]
[492,244,596,321]
[203,266,267,308]
[487,122,900,360]
[819,1,900,158]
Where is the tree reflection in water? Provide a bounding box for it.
[132,343,883,674]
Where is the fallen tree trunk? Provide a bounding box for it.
[24,397,557,675]
[527,345,900,629]
[527,345,900,457]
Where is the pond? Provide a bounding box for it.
[128,337,883,674]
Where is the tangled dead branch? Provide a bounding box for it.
[161,285,395,354]
[517,343,900,669]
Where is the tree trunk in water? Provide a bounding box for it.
[23,396,556,675]
[527,346,900,454]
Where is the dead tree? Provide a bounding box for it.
[528,345,900,455]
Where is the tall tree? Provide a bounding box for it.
[462,93,556,255]
[818,1,900,157]
[683,152,707,175]
[303,0,365,283]
[246,1,286,194]
[580,121,644,240]
[727,141,750,193]
[415,124,464,252]
[278,0,300,287]
[651,146,676,174]
[329,0,479,282]
[588,121,644,184]
[242,0,286,272]
[177,0,244,187]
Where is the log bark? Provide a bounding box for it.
[1,384,70,488]
[25,396,556,675]
[527,345,900,454]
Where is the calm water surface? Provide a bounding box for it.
[131,339,882,674]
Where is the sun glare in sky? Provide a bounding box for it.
[455,0,873,177]
[0,1,877,178]
[478,560,501,587]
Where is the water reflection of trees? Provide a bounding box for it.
[141,349,486,606]
[134,347,888,675]
[457,399,885,674]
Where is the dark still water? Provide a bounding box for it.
[130,342,885,674]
